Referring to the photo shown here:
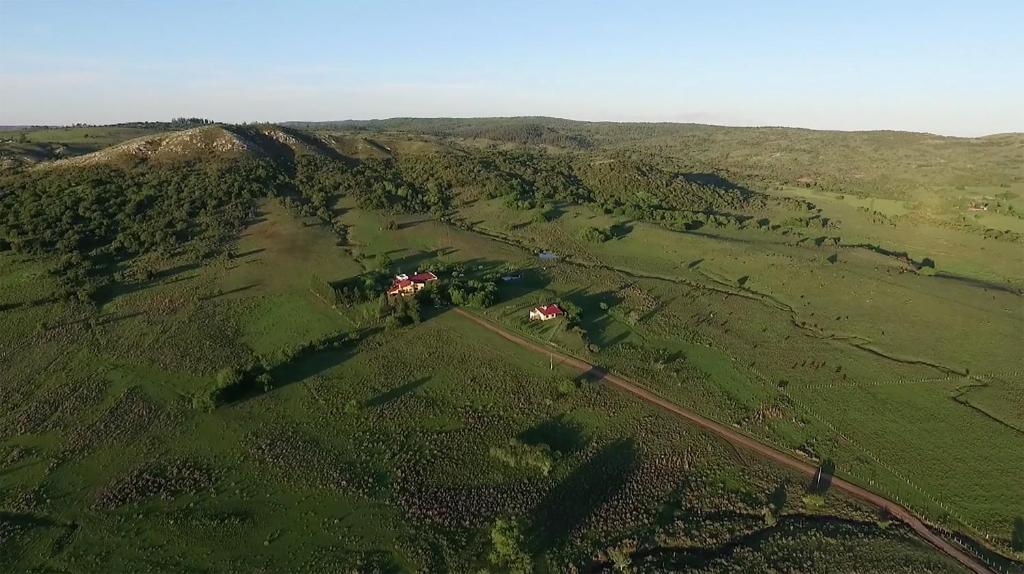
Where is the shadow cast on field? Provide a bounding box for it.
[519,417,589,455]
[543,205,566,222]
[390,248,458,274]
[222,329,377,407]
[0,510,65,530]
[574,365,607,384]
[397,218,433,230]
[201,283,258,301]
[612,514,889,571]
[99,310,144,327]
[496,267,552,301]
[529,439,637,551]
[96,261,202,304]
[564,288,627,348]
[269,338,364,390]
[363,377,431,408]
[609,222,633,239]
[679,172,752,195]
[232,248,266,259]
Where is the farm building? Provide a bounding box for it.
[387,271,438,296]
[529,304,565,321]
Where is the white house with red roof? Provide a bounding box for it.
[387,271,438,296]
[529,304,565,321]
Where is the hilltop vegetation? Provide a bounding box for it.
[0,119,1021,572]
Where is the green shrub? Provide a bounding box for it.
[490,439,554,476]
[580,226,611,243]
[488,518,532,574]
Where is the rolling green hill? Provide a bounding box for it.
[1,119,1021,572]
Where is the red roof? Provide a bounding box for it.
[534,304,564,316]
[407,271,438,283]
[387,272,437,295]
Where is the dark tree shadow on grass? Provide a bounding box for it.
[268,338,363,390]
[519,417,588,455]
[529,439,637,552]
[680,172,751,194]
[563,289,626,349]
[771,481,788,512]
[615,514,893,572]
[0,510,65,530]
[96,261,202,304]
[222,329,376,407]
[608,222,633,239]
[363,377,432,408]
[200,283,258,301]
[397,218,433,230]
[543,205,566,222]
[496,267,551,301]
[150,261,203,281]
[574,365,608,384]
[389,248,458,274]
[231,247,266,259]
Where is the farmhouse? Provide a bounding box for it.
[387,271,438,296]
[529,304,565,321]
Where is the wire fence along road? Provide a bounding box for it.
[453,308,995,574]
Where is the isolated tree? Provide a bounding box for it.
[488,518,531,574]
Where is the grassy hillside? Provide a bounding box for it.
[1,119,1021,571]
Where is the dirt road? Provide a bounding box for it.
[453,308,994,574]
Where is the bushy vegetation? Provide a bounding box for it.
[0,159,280,301]
[489,439,555,476]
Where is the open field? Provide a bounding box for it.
[1,204,975,572]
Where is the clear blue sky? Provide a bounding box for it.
[1,0,1021,135]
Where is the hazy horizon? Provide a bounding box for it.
[4,115,1022,139]
[2,0,1022,137]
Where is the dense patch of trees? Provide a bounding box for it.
[377,293,422,328]
[293,154,444,214]
[169,117,215,128]
[0,159,281,301]
[329,271,391,307]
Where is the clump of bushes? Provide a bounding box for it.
[332,271,390,306]
[378,293,422,328]
[489,439,554,476]
[580,225,611,243]
[192,331,355,410]
[447,279,497,308]
[487,518,532,574]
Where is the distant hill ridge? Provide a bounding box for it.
[11,118,1021,204]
